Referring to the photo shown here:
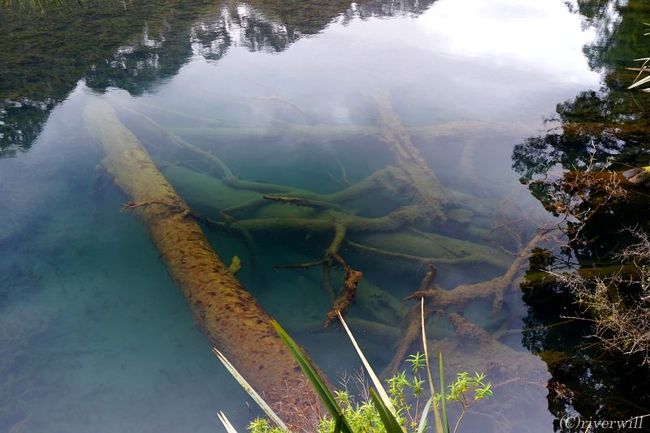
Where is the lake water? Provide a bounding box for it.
[0,0,622,432]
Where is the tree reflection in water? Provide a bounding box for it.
[0,0,436,156]
[513,0,650,429]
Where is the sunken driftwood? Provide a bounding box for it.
[84,99,321,432]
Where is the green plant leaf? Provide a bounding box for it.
[213,349,288,431]
[629,74,650,89]
[338,312,399,419]
[334,415,343,433]
[420,299,444,433]
[369,388,404,433]
[438,352,449,433]
[417,397,433,433]
[271,320,355,433]
[217,411,240,433]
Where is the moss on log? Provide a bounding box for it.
[84,99,321,432]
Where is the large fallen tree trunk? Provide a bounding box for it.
[84,99,321,432]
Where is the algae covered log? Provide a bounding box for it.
[83,99,320,432]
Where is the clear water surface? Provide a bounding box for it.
[0,1,605,432]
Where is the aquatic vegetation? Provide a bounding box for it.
[116,97,522,269]
[112,93,551,359]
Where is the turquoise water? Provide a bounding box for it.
[0,0,610,432]
[1,91,251,432]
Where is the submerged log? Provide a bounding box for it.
[84,99,321,432]
[435,313,548,385]
[374,93,448,220]
[167,120,538,144]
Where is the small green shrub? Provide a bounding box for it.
[247,352,492,433]
[219,303,493,433]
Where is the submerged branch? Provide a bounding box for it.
[374,92,447,219]
[263,194,339,211]
[384,263,438,375]
[385,231,553,375]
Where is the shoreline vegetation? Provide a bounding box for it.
[216,305,493,433]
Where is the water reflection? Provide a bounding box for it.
[514,0,650,428]
[0,0,438,155]
[416,0,597,79]
[1,0,213,154]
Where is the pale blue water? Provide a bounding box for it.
[0,1,603,432]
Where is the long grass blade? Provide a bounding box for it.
[417,397,433,433]
[421,299,444,433]
[217,411,240,433]
[271,320,354,433]
[438,352,449,433]
[338,312,399,418]
[334,415,343,433]
[629,74,650,89]
[369,388,404,433]
[213,348,288,431]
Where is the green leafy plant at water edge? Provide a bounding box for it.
[308,355,492,433]
[443,372,493,433]
[216,301,493,433]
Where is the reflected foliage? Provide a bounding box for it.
[512,88,649,184]
[570,0,650,70]
[0,0,436,156]
[0,99,57,157]
[1,0,215,155]
[515,0,650,429]
[521,276,650,429]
